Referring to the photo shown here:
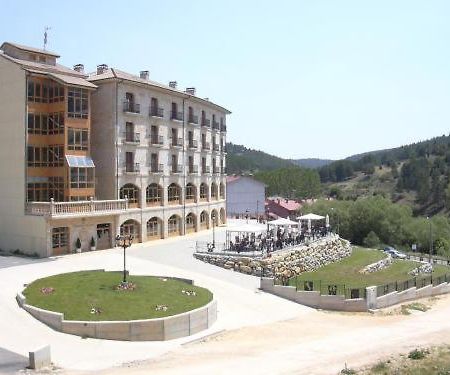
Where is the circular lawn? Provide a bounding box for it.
[23,271,213,321]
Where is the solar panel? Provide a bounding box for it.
[65,155,95,168]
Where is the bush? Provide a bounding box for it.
[363,231,381,248]
[408,348,429,360]
[75,238,82,249]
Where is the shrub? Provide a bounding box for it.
[408,348,429,360]
[75,238,82,249]
[363,231,381,248]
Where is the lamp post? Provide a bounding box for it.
[245,209,249,224]
[211,212,216,249]
[115,234,133,284]
[427,216,433,263]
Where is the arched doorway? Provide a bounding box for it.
[168,183,181,205]
[120,184,140,208]
[200,183,208,201]
[185,183,197,203]
[146,183,163,206]
[120,219,141,242]
[200,210,209,230]
[168,214,181,236]
[211,182,218,200]
[146,217,162,240]
[185,212,197,233]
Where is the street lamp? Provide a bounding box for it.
[211,212,217,249]
[115,234,133,284]
[245,209,249,224]
[427,216,433,263]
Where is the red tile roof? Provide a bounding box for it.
[268,198,302,211]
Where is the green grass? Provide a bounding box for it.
[288,247,450,289]
[23,271,213,321]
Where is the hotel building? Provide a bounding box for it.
[0,42,228,257]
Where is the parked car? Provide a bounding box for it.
[383,246,406,259]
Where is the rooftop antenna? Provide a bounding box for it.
[43,26,51,50]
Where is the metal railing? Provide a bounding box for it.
[202,166,211,174]
[150,135,164,145]
[220,123,227,132]
[171,164,183,173]
[212,121,220,130]
[213,143,220,151]
[201,118,210,127]
[406,253,450,266]
[376,273,450,297]
[125,163,140,173]
[123,101,140,113]
[150,106,164,117]
[171,137,183,147]
[188,139,198,149]
[189,165,198,174]
[123,132,140,143]
[150,163,164,173]
[171,111,183,121]
[26,198,129,218]
[188,115,198,124]
[202,142,210,150]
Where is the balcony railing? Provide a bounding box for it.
[171,164,183,173]
[171,111,184,121]
[201,118,211,128]
[150,163,164,173]
[202,166,211,174]
[213,143,220,152]
[188,139,198,149]
[220,124,227,132]
[202,142,210,150]
[188,115,198,124]
[123,101,140,114]
[150,135,164,145]
[123,132,140,144]
[188,165,198,174]
[213,168,220,175]
[150,106,164,118]
[212,121,220,130]
[125,163,140,173]
[26,198,129,218]
[171,137,183,147]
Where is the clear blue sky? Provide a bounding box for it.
[3,1,450,160]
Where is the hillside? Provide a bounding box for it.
[290,158,334,169]
[225,143,295,174]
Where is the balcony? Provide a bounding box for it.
[202,142,210,151]
[171,111,184,121]
[150,106,164,118]
[170,137,183,148]
[171,164,183,174]
[26,198,129,218]
[212,121,220,130]
[125,163,140,174]
[221,167,227,174]
[213,167,220,175]
[123,101,140,114]
[213,143,220,152]
[188,165,198,174]
[202,166,211,174]
[220,123,227,132]
[150,163,164,174]
[123,132,140,144]
[150,134,164,146]
[201,118,210,128]
[188,115,198,124]
[188,139,198,149]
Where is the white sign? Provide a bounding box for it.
[412,244,417,251]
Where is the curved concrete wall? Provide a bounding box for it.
[17,275,217,341]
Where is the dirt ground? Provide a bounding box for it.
[64,295,450,375]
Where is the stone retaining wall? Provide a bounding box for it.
[194,236,352,279]
[260,277,450,311]
[17,275,216,341]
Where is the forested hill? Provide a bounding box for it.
[225,143,295,174]
[319,134,450,214]
[290,158,334,169]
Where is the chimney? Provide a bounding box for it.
[73,64,84,73]
[185,87,196,95]
[169,81,177,89]
[140,70,149,80]
[97,64,108,75]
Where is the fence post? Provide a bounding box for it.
[295,276,298,291]
[395,281,398,291]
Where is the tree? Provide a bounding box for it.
[363,231,381,248]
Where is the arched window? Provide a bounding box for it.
[185,212,196,233]
[219,183,225,199]
[168,214,180,235]
[200,211,208,229]
[200,183,208,200]
[168,183,181,203]
[120,184,139,206]
[146,183,162,205]
[185,183,196,202]
[211,182,218,200]
[146,217,161,239]
[120,219,140,240]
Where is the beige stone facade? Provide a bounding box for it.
[0,43,229,257]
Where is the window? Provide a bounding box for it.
[186,183,196,201]
[27,79,64,103]
[211,183,218,199]
[68,128,89,150]
[120,219,139,237]
[52,227,68,249]
[220,183,225,199]
[200,211,208,226]
[200,183,208,199]
[27,176,64,202]
[147,217,160,237]
[70,167,94,188]
[168,215,180,234]
[186,213,195,230]
[168,183,180,203]
[68,87,88,118]
[27,145,64,167]
[146,183,162,204]
[69,196,90,201]
[120,184,139,204]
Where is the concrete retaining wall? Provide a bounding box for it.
[18,274,216,341]
[260,277,450,312]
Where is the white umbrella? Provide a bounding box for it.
[297,213,325,221]
[325,214,330,228]
[267,217,298,226]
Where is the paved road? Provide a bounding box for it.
[0,348,28,374]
